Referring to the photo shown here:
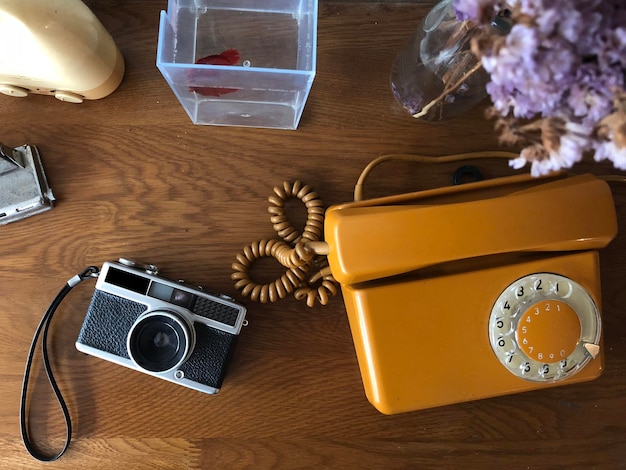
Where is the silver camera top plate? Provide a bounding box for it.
[96,261,247,335]
[0,143,55,225]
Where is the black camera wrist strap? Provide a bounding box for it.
[20,266,99,462]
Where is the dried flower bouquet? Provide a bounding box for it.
[454,0,626,175]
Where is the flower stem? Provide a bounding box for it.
[412,61,484,119]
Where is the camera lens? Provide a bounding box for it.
[128,312,192,373]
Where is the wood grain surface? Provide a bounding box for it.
[1,1,625,468]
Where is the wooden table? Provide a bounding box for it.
[2,1,625,468]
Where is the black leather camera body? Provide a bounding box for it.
[76,259,247,394]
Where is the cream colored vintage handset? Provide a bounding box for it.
[0,0,124,102]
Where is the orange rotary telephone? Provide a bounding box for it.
[324,171,617,414]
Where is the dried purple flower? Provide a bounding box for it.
[454,0,626,174]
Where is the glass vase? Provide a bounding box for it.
[390,0,492,122]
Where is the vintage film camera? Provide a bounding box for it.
[324,172,617,414]
[76,259,247,394]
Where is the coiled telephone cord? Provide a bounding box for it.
[232,181,338,307]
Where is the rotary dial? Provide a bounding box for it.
[489,273,601,382]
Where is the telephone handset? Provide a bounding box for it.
[324,172,618,414]
[326,172,616,284]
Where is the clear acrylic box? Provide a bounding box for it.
[157,0,318,130]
